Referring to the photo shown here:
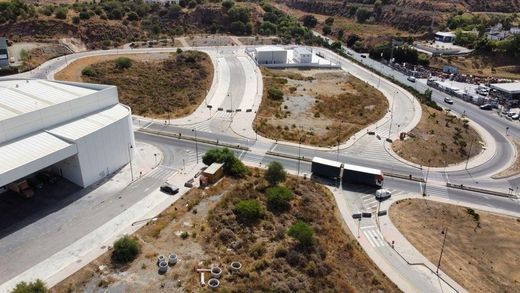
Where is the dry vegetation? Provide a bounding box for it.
[392,105,482,167]
[55,51,213,119]
[19,43,70,70]
[430,55,520,80]
[52,169,399,293]
[255,68,388,147]
[390,199,520,292]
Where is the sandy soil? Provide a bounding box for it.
[390,199,520,292]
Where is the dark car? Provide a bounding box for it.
[160,184,179,195]
[37,171,58,184]
[480,104,493,110]
[444,97,453,104]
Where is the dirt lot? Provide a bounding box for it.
[430,55,520,80]
[390,199,520,292]
[55,51,213,119]
[392,105,482,167]
[52,170,399,292]
[255,68,388,147]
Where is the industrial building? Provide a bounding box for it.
[254,46,287,65]
[0,78,134,189]
[0,38,8,68]
[491,82,520,107]
[293,47,312,63]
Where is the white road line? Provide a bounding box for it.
[361,225,377,230]
[364,231,378,247]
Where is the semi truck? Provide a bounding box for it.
[342,163,383,187]
[311,157,342,179]
[7,180,34,198]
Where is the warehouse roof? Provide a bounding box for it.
[293,47,311,55]
[255,46,286,52]
[0,79,99,122]
[490,82,520,94]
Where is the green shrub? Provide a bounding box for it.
[111,235,140,264]
[234,199,264,221]
[180,231,189,239]
[79,11,90,20]
[265,161,287,186]
[268,87,283,100]
[115,57,133,69]
[55,8,67,19]
[288,221,314,246]
[266,185,293,211]
[81,66,96,77]
[11,279,48,293]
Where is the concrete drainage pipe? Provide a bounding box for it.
[168,254,178,265]
[208,278,220,289]
[158,261,168,274]
[157,255,166,265]
[230,262,242,272]
[210,266,222,279]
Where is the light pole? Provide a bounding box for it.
[388,91,397,137]
[154,153,157,166]
[127,143,134,181]
[192,129,199,164]
[423,159,431,196]
[182,159,185,171]
[297,136,303,179]
[436,227,448,275]
[506,126,510,136]
[465,139,475,170]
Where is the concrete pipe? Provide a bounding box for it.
[207,278,220,289]
[230,261,242,272]
[210,266,222,279]
[158,261,168,274]
[168,254,178,265]
[157,255,166,266]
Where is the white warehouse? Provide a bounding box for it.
[293,47,312,63]
[254,46,287,65]
[0,78,135,188]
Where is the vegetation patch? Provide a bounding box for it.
[390,199,520,292]
[255,68,388,147]
[392,105,482,167]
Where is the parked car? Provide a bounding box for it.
[360,54,367,58]
[480,104,493,110]
[444,97,453,104]
[375,189,392,200]
[407,76,416,83]
[512,113,520,120]
[160,184,179,195]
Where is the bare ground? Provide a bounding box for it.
[52,170,400,293]
[255,68,388,147]
[392,106,483,167]
[390,199,520,292]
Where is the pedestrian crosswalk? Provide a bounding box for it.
[147,165,178,181]
[362,226,387,248]
[344,135,398,163]
[190,113,233,133]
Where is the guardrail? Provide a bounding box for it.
[138,128,250,151]
[446,183,512,198]
[265,150,312,162]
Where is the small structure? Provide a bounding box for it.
[202,163,224,184]
[490,82,520,107]
[434,32,456,43]
[254,46,287,65]
[0,37,9,68]
[293,47,312,63]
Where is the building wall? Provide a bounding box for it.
[256,50,287,64]
[294,51,312,63]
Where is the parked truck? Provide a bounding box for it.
[7,180,34,198]
[342,163,384,187]
[311,157,342,179]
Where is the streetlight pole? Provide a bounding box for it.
[388,91,397,137]
[297,137,303,179]
[465,139,475,169]
[423,159,431,196]
[127,143,134,181]
[192,129,199,164]
[436,227,448,274]
[506,126,510,136]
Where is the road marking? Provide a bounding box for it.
[364,229,386,247]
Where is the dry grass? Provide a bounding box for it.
[20,44,70,71]
[392,105,482,167]
[55,51,213,119]
[390,199,520,292]
[255,68,388,147]
[52,170,399,292]
[492,138,520,178]
[430,55,520,80]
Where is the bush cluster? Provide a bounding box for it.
[111,235,140,264]
[202,148,248,178]
[234,199,264,221]
[288,221,315,246]
[266,185,293,211]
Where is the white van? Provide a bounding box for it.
[375,189,392,200]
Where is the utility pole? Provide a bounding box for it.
[297,137,303,179]
[423,159,431,196]
[192,129,199,164]
[127,144,134,181]
[465,139,475,169]
[388,91,397,137]
[436,227,448,274]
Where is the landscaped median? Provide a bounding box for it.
[390,198,520,292]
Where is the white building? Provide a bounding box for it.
[254,46,287,65]
[0,78,134,188]
[293,47,312,63]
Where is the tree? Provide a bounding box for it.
[322,25,332,35]
[222,0,234,11]
[111,235,140,264]
[265,161,287,186]
[356,7,371,23]
[230,20,246,35]
[302,14,317,28]
[267,87,283,100]
[11,279,48,293]
[288,221,314,246]
[79,10,90,20]
[266,185,293,211]
[127,11,139,21]
[115,57,132,69]
[54,8,67,19]
[81,66,96,77]
[324,17,334,26]
[202,148,248,178]
[234,199,264,221]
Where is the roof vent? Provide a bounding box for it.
[15,84,18,88]
[26,80,29,83]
